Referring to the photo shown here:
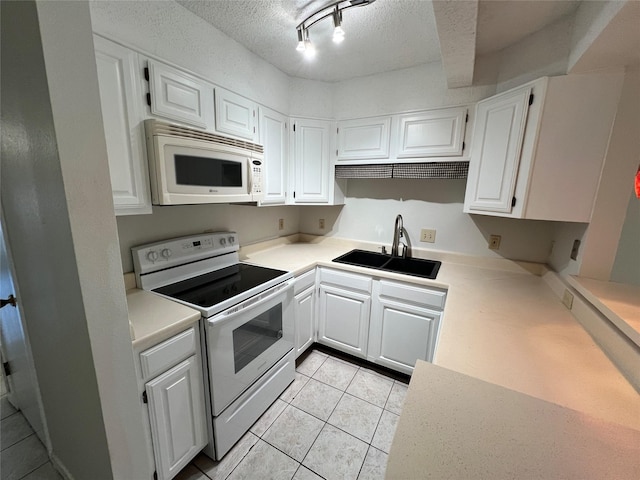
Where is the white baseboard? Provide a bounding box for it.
[50,452,74,480]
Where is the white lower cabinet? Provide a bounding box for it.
[317,268,372,359]
[138,326,207,480]
[294,270,316,358]
[315,268,446,373]
[368,280,444,375]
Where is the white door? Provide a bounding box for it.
[215,88,257,141]
[368,296,441,375]
[94,36,151,215]
[0,216,45,440]
[146,355,207,480]
[147,60,209,129]
[294,284,315,358]
[396,107,467,158]
[464,87,532,213]
[292,119,331,203]
[259,107,288,205]
[337,116,391,161]
[317,284,370,358]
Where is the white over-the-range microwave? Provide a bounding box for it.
[144,119,264,205]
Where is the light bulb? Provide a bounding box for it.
[296,40,306,52]
[333,26,345,43]
[303,41,316,59]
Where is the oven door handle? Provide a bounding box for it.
[208,279,294,326]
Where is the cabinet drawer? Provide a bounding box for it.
[378,279,446,309]
[319,268,372,293]
[294,269,316,294]
[140,327,197,380]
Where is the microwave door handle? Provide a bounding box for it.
[247,158,253,193]
[208,279,294,327]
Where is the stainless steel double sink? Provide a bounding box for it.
[332,249,441,280]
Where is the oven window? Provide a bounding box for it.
[232,304,283,373]
[174,154,242,187]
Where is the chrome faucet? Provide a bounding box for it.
[391,214,408,258]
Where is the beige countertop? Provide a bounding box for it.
[567,275,640,347]
[241,235,640,430]
[126,288,200,351]
[386,361,640,480]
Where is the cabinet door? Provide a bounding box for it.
[294,284,316,358]
[215,88,257,141]
[318,284,370,358]
[291,119,332,203]
[94,36,151,215]
[147,60,208,129]
[368,296,441,375]
[464,87,532,214]
[146,355,207,480]
[396,107,467,158]
[259,107,288,205]
[337,116,391,161]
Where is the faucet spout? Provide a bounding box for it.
[391,214,404,257]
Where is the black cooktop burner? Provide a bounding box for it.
[153,263,287,308]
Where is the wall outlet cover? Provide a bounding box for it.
[420,229,436,243]
[489,234,501,250]
[570,239,581,261]
[278,218,284,230]
[562,289,574,310]
[319,218,325,229]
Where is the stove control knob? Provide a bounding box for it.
[160,248,172,259]
[146,250,159,262]
[228,236,235,244]
[220,238,227,246]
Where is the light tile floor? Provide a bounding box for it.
[183,347,409,480]
[0,396,62,480]
[0,348,407,480]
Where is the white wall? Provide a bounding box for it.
[2,1,149,478]
[299,179,555,263]
[610,189,640,285]
[332,62,495,118]
[117,204,300,272]
[548,222,589,277]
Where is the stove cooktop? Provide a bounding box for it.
[153,263,288,309]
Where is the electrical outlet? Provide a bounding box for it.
[562,289,574,310]
[420,229,436,243]
[319,218,325,229]
[278,218,284,230]
[489,234,501,250]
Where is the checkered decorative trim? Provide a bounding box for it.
[335,162,469,179]
[393,162,469,179]
[335,164,393,178]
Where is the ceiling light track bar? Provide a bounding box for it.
[295,0,376,53]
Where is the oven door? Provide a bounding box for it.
[205,279,294,416]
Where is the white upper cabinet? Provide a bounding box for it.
[337,116,391,161]
[290,118,344,204]
[464,87,531,214]
[464,74,623,221]
[396,106,467,158]
[258,107,288,205]
[146,60,211,129]
[94,35,151,215]
[214,88,257,141]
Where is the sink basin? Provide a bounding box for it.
[381,257,441,279]
[332,249,441,280]
[331,249,391,268]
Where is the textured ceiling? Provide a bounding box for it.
[177,0,583,82]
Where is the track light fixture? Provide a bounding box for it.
[295,0,376,57]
